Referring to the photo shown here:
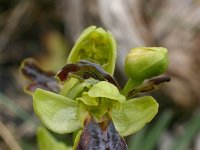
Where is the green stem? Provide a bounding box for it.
[122,79,143,97]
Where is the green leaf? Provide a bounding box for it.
[128,127,147,150]
[143,110,173,150]
[171,112,200,150]
[37,126,71,150]
[112,96,158,136]
[86,81,126,103]
[129,110,173,150]
[67,26,117,75]
[33,89,81,134]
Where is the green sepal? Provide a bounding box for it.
[67,26,117,75]
[112,96,158,136]
[33,88,81,134]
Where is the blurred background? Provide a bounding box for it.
[0,0,200,149]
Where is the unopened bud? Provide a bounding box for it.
[125,47,168,81]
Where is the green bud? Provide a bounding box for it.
[124,47,169,81]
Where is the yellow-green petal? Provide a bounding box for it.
[86,81,126,102]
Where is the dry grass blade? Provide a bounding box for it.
[0,120,22,150]
[0,92,34,122]
[0,0,32,52]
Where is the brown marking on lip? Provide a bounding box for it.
[77,118,128,150]
[56,60,120,89]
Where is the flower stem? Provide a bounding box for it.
[122,79,143,98]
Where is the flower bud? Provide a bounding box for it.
[124,47,168,81]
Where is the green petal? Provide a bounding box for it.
[33,89,81,134]
[37,126,71,150]
[112,96,158,136]
[76,94,99,106]
[86,81,126,102]
[67,26,117,75]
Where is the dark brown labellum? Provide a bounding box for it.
[76,118,128,150]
